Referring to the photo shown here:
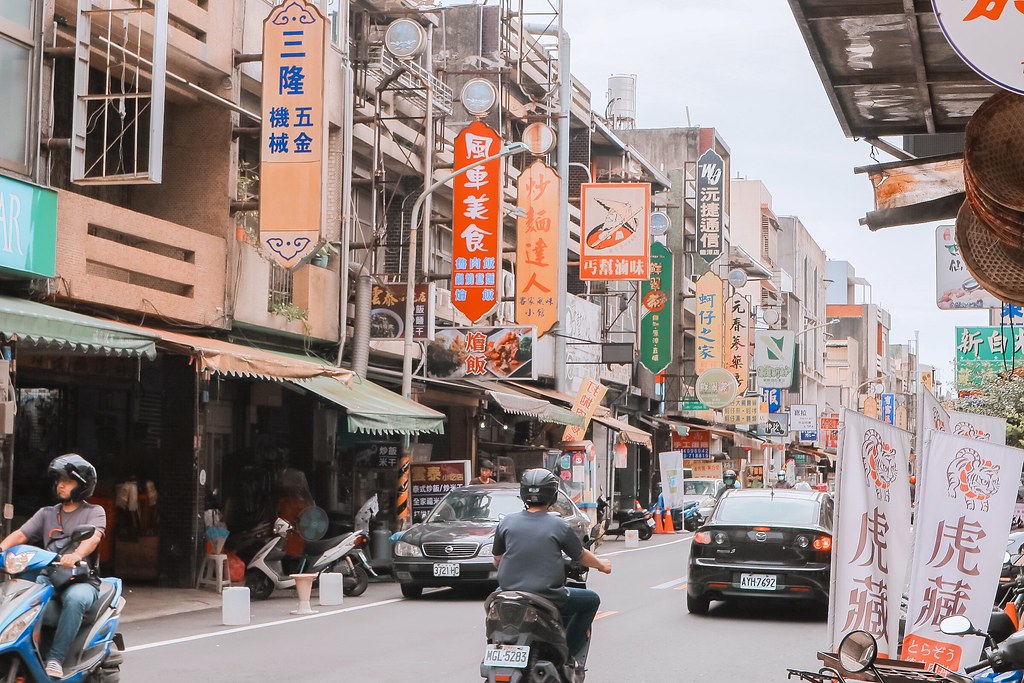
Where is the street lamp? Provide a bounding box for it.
[401,141,530,400]
[795,318,839,338]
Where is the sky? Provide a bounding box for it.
[559,0,989,384]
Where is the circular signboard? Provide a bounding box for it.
[932,0,1024,95]
[695,368,739,410]
[521,123,556,155]
[728,268,748,289]
[384,19,427,60]
[461,78,498,116]
[650,211,671,237]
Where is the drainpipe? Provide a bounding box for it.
[337,0,355,366]
[351,275,372,378]
[421,24,435,278]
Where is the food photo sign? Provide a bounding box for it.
[425,327,536,380]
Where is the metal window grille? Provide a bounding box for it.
[267,264,293,311]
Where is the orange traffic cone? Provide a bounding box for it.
[653,509,665,534]
[663,508,675,534]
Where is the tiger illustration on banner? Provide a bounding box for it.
[862,428,899,501]
[947,446,1000,512]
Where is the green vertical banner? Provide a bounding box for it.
[640,242,673,373]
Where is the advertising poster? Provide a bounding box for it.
[411,460,470,516]
[671,429,711,459]
[820,413,840,450]
[579,183,651,281]
[640,242,674,373]
[425,327,535,380]
[723,397,759,426]
[658,450,686,508]
[259,0,327,269]
[902,431,1024,670]
[790,405,817,432]
[696,149,725,264]
[828,410,912,658]
[935,224,1001,309]
[452,121,503,323]
[515,161,560,335]
[955,326,1024,391]
[695,272,725,376]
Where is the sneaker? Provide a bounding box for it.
[44,660,63,679]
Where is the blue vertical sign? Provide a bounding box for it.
[881,393,895,424]
[761,388,781,413]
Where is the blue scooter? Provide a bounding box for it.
[0,525,125,682]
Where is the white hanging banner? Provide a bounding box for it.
[948,410,1007,446]
[902,431,1024,671]
[827,409,912,658]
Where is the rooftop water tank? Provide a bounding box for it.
[606,74,637,129]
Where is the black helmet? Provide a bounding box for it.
[48,454,97,501]
[520,468,559,507]
[724,469,737,479]
[479,459,495,471]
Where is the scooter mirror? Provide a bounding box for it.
[939,615,975,636]
[838,630,878,673]
[1005,552,1012,565]
[69,525,96,544]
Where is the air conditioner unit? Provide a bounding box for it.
[497,270,516,324]
[433,286,471,325]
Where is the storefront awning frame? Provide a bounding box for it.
[0,296,158,359]
[470,380,585,428]
[291,375,446,436]
[591,414,653,450]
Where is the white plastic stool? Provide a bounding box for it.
[196,554,231,592]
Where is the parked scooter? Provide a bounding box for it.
[681,502,703,532]
[595,496,654,541]
[480,552,592,682]
[0,525,125,682]
[939,614,1024,682]
[244,518,376,600]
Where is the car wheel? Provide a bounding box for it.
[638,526,653,541]
[687,593,710,615]
[401,583,423,599]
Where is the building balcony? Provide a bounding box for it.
[54,190,226,327]
[233,244,340,342]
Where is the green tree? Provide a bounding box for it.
[953,375,1024,448]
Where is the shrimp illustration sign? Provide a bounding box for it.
[260,0,328,270]
[932,0,1024,95]
[696,149,725,264]
[579,184,650,281]
[902,431,1024,671]
[828,409,912,660]
[514,161,560,335]
[640,242,673,373]
[694,272,725,377]
[452,121,503,323]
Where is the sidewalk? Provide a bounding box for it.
[119,586,222,625]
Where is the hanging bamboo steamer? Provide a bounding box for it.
[964,91,1024,213]
[964,164,1024,247]
[956,201,1024,305]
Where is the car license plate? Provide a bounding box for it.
[739,573,777,590]
[646,518,656,527]
[483,644,530,668]
[433,563,460,577]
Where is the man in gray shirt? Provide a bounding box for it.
[492,469,611,663]
[0,454,105,679]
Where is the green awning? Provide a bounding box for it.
[292,376,446,436]
[0,296,158,359]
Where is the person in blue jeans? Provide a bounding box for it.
[492,469,612,665]
[0,454,105,679]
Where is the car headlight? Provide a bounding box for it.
[0,605,42,645]
[4,551,33,575]
[394,540,423,558]
[479,543,493,557]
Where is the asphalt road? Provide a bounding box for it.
[120,534,828,682]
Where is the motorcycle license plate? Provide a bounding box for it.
[433,563,460,577]
[483,644,530,668]
[646,518,656,527]
[739,573,777,590]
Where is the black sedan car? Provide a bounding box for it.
[686,489,833,614]
[392,483,592,598]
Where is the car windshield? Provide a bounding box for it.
[426,490,523,523]
[714,496,819,526]
[683,481,716,496]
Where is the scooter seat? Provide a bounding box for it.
[303,532,353,556]
[82,580,118,626]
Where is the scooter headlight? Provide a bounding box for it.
[394,541,423,558]
[0,605,42,645]
[4,551,34,575]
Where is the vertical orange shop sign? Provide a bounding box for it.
[452,121,503,323]
[694,272,725,377]
[515,161,561,336]
[259,1,327,270]
[562,378,608,443]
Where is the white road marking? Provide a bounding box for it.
[598,535,692,558]
[650,577,688,590]
[124,598,404,652]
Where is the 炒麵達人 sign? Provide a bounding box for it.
[515,161,560,335]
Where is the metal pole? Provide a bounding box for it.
[554,27,571,395]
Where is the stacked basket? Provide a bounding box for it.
[956,91,1024,304]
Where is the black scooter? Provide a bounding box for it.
[595,496,655,541]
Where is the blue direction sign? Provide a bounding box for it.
[761,388,781,413]
[800,431,818,442]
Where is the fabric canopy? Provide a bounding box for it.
[294,376,446,436]
[0,296,158,359]
[592,414,653,450]
[476,381,585,428]
[136,326,354,382]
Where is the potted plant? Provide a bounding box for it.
[311,243,334,268]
